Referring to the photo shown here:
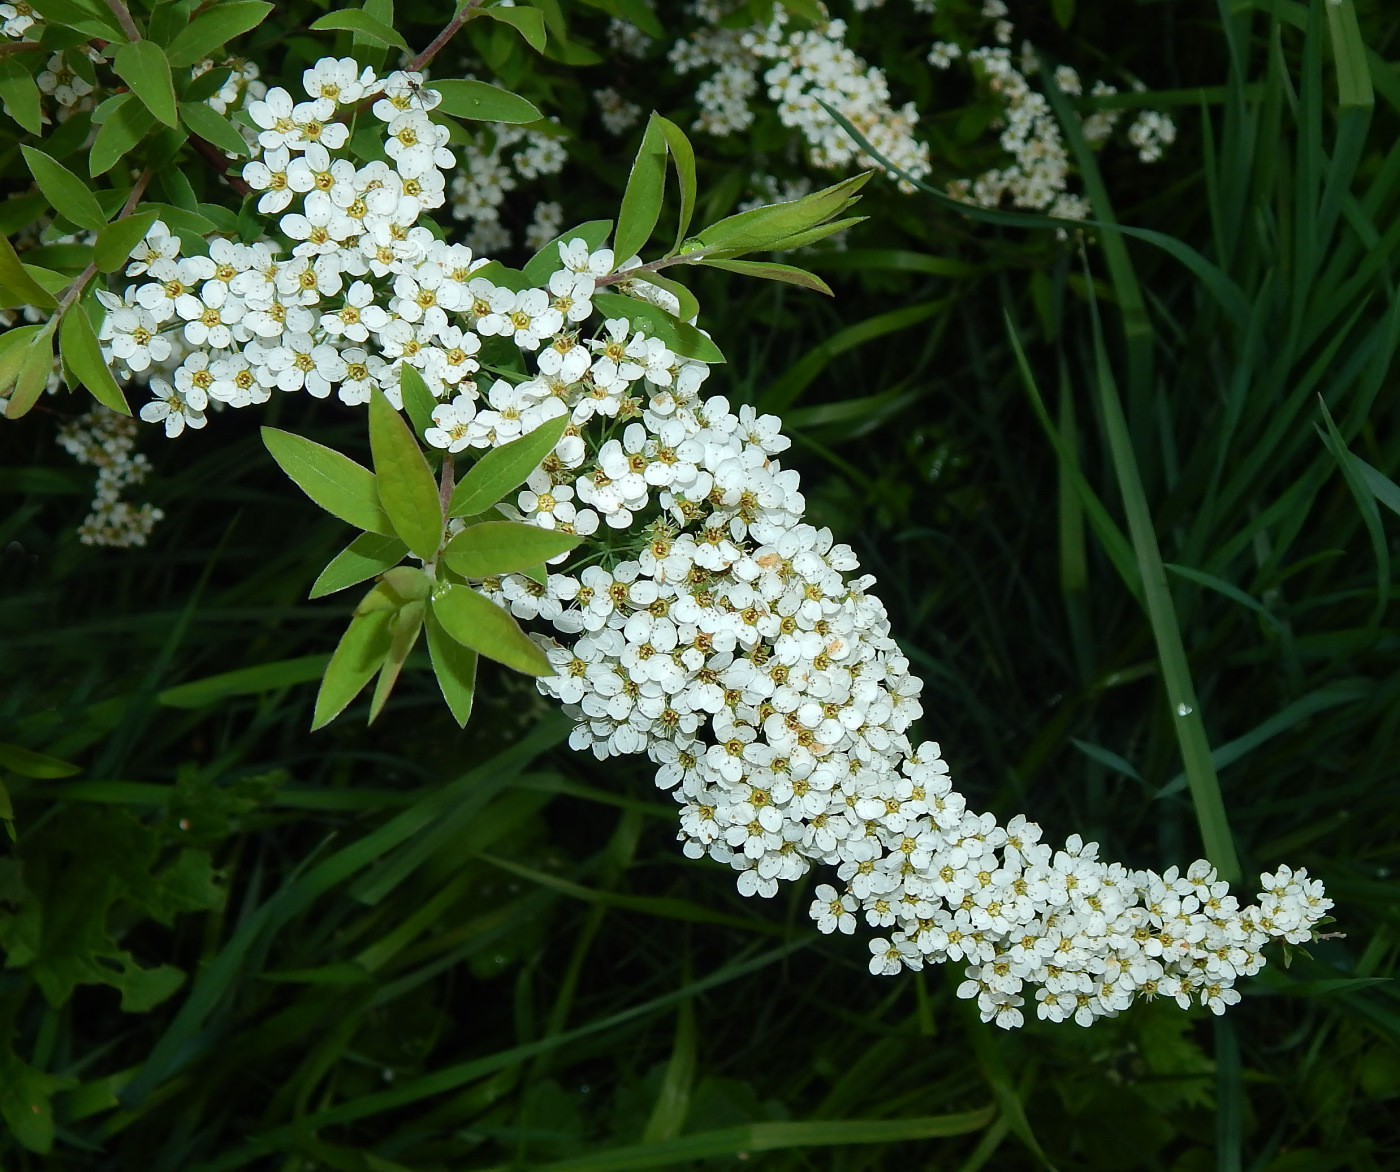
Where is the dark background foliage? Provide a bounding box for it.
[2,0,1399,1168]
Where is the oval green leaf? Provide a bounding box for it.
[308,10,409,51]
[59,304,131,415]
[431,79,542,124]
[481,4,546,51]
[432,583,552,677]
[443,521,581,578]
[179,101,248,157]
[592,292,724,363]
[448,414,569,518]
[521,219,613,285]
[615,114,666,264]
[89,94,157,177]
[165,1,273,68]
[312,607,393,731]
[260,426,395,536]
[367,386,443,561]
[0,56,43,136]
[94,208,162,274]
[20,146,107,232]
[4,322,55,420]
[0,234,58,310]
[424,607,478,727]
[113,40,178,129]
[398,363,437,441]
[310,532,409,599]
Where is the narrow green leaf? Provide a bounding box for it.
[642,1000,696,1142]
[165,1,273,68]
[592,292,724,362]
[443,521,580,578]
[431,583,552,677]
[179,101,248,157]
[398,363,437,440]
[89,94,156,177]
[4,322,55,420]
[1354,455,1400,519]
[695,258,832,296]
[93,208,161,273]
[521,219,613,285]
[59,304,131,415]
[313,606,394,730]
[158,655,332,707]
[430,79,541,124]
[692,172,871,255]
[368,600,425,723]
[260,426,395,536]
[0,56,43,136]
[730,214,866,256]
[424,607,478,727]
[311,532,409,599]
[308,10,409,51]
[112,40,178,129]
[1324,0,1373,112]
[20,146,107,231]
[482,3,547,52]
[615,113,667,263]
[368,386,443,560]
[0,742,80,779]
[0,234,57,309]
[448,414,569,517]
[1318,401,1390,625]
[655,114,696,252]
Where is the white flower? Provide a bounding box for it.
[373,71,442,121]
[101,303,171,373]
[125,220,179,277]
[302,56,379,106]
[320,280,388,343]
[424,393,479,452]
[140,378,207,437]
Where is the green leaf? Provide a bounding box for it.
[443,521,580,577]
[93,208,161,273]
[0,1049,76,1154]
[448,414,569,517]
[1052,0,1075,26]
[592,291,724,362]
[260,426,395,536]
[0,324,43,393]
[398,363,437,440]
[430,79,542,124]
[312,607,394,731]
[59,304,131,415]
[522,219,613,285]
[695,258,832,296]
[29,0,122,38]
[615,113,667,263]
[424,607,478,727]
[482,3,547,52]
[178,101,248,157]
[367,600,425,723]
[0,234,58,309]
[0,56,43,136]
[431,583,553,677]
[631,271,699,323]
[4,321,55,420]
[88,94,156,177]
[158,655,332,707]
[112,40,178,129]
[0,742,81,779]
[367,387,443,560]
[308,10,409,51]
[311,532,409,599]
[20,145,107,231]
[692,172,870,256]
[722,215,866,257]
[165,1,273,68]
[654,115,696,252]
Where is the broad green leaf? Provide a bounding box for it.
[631,272,699,323]
[112,40,178,128]
[0,234,57,309]
[60,304,131,414]
[0,324,42,393]
[312,607,394,730]
[424,607,478,727]
[29,0,121,38]
[695,258,832,296]
[692,171,870,255]
[20,146,106,231]
[655,115,696,252]
[592,292,724,362]
[89,94,156,177]
[0,742,80,779]
[0,56,43,136]
[521,219,613,285]
[615,114,667,263]
[431,79,541,124]
[398,363,437,440]
[368,387,443,560]
[179,101,248,157]
[93,208,161,273]
[310,532,409,599]
[159,655,332,707]
[431,583,553,677]
[368,600,425,724]
[448,414,569,517]
[443,521,581,578]
[482,3,547,52]
[308,10,409,51]
[4,322,55,420]
[165,1,273,68]
[0,1050,75,1155]
[260,426,395,536]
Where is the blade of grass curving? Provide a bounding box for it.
[1215,1017,1243,1172]
[1317,400,1390,626]
[641,996,696,1143]
[1084,292,1241,882]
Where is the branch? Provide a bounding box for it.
[102,0,141,42]
[0,41,45,57]
[408,0,484,73]
[189,134,251,195]
[592,254,694,289]
[54,169,153,318]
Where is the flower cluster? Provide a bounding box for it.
[55,407,163,547]
[84,53,1330,1030]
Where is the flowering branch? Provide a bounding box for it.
[408,0,484,73]
[54,169,152,319]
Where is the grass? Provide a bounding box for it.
[1,0,1399,1168]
